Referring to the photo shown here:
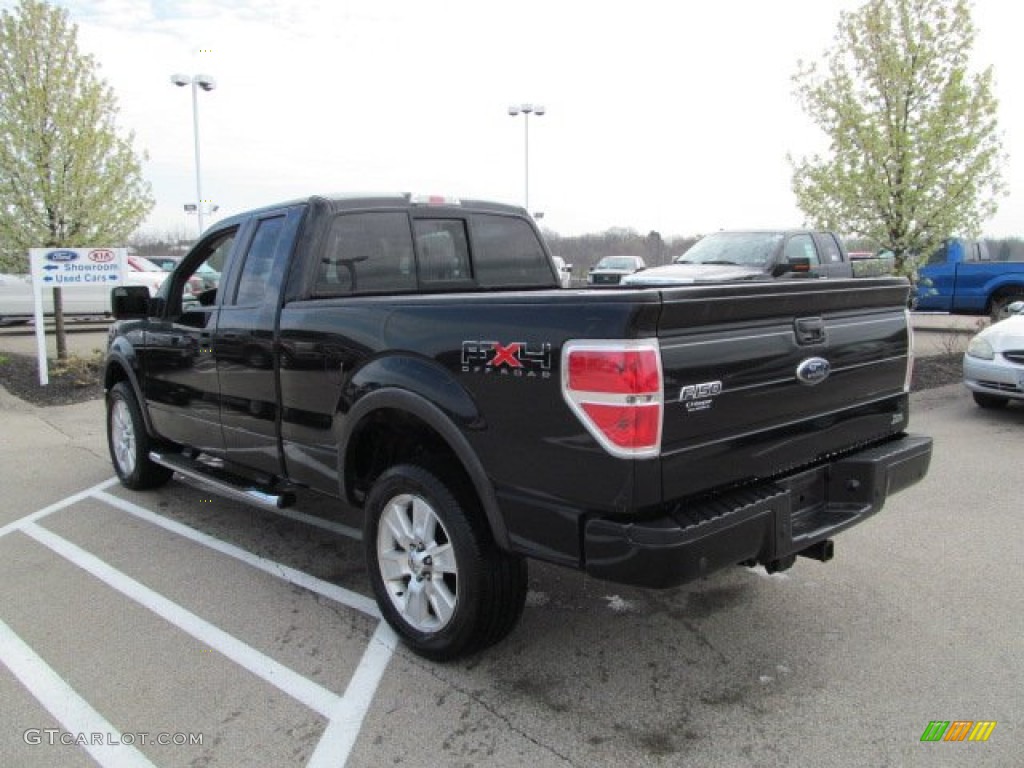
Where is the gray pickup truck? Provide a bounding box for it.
[624,230,863,285]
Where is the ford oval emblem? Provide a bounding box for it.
[46,250,79,262]
[796,357,831,386]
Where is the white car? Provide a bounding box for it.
[0,255,168,324]
[963,301,1024,408]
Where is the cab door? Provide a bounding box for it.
[215,207,305,478]
[139,227,239,454]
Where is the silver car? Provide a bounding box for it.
[963,300,1024,408]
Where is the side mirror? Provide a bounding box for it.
[111,286,152,319]
[772,257,812,277]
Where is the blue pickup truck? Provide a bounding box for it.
[914,238,1024,321]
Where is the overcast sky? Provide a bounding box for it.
[10,0,1023,239]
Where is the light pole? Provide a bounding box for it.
[508,103,544,212]
[171,73,216,235]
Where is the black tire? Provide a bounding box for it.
[106,381,173,489]
[989,293,1024,323]
[363,463,527,661]
[972,392,1009,410]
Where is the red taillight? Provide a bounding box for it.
[562,341,663,458]
[568,348,661,393]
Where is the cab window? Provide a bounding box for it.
[316,212,416,296]
[470,214,553,287]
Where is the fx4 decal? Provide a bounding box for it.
[461,341,553,378]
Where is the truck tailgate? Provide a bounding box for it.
[657,278,912,500]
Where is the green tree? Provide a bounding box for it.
[0,0,153,356]
[790,0,1004,274]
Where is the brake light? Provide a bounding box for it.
[562,341,663,458]
[409,193,462,207]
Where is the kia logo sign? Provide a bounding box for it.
[45,250,79,262]
[88,249,115,263]
[795,357,831,386]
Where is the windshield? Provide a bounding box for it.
[675,232,783,267]
[596,256,638,270]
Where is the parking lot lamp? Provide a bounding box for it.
[171,73,216,235]
[508,103,545,212]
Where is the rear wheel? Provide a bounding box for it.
[363,463,527,660]
[972,392,1009,409]
[990,292,1024,323]
[107,381,173,489]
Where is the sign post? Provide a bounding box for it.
[28,248,126,385]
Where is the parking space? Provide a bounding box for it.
[0,479,394,767]
[0,384,1021,767]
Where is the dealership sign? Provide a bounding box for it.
[30,247,126,289]
[28,247,127,386]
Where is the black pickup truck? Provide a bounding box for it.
[104,194,932,659]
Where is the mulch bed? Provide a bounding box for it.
[0,349,964,408]
[0,351,104,406]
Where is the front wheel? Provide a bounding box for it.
[107,381,173,489]
[973,392,1009,410]
[363,464,527,661]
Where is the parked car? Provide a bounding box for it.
[551,255,573,288]
[147,255,184,271]
[587,255,646,285]
[963,300,1024,408]
[0,255,168,324]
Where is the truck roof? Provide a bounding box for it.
[205,193,528,235]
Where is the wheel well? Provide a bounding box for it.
[104,361,130,392]
[346,408,474,508]
[989,285,1024,308]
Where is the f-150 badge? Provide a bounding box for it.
[679,380,722,413]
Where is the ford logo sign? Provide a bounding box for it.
[46,250,79,262]
[796,357,831,386]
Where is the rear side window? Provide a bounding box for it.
[316,212,416,296]
[470,214,553,287]
[817,233,844,264]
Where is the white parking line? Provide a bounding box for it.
[270,506,362,541]
[306,621,398,768]
[93,490,379,618]
[0,477,120,540]
[0,617,157,768]
[0,480,397,768]
[22,522,343,718]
